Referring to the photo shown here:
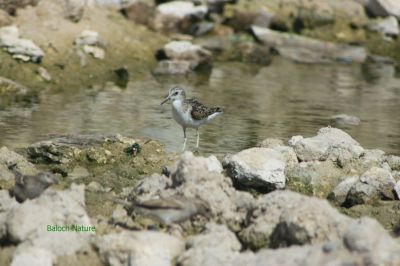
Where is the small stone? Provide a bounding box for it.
[83,45,105,59]
[37,67,52,82]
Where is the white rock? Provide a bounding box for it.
[223,147,286,191]
[75,30,104,47]
[368,16,399,40]
[6,184,93,256]
[163,41,211,63]
[157,1,207,19]
[366,0,400,20]
[394,180,400,199]
[96,231,184,266]
[289,127,364,162]
[83,45,105,59]
[330,114,361,126]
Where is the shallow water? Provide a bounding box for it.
[1,58,400,155]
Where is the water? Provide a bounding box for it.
[1,58,400,155]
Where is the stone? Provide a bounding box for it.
[96,231,184,266]
[251,26,367,64]
[394,180,400,199]
[288,127,364,162]
[132,152,256,230]
[37,67,51,82]
[257,138,284,148]
[368,16,399,41]
[83,45,105,59]
[0,25,44,63]
[86,181,111,193]
[330,114,361,126]
[68,166,90,180]
[177,223,254,266]
[6,184,93,256]
[74,30,105,47]
[162,41,212,65]
[365,0,400,20]
[120,1,154,26]
[239,190,351,250]
[343,217,400,265]
[0,0,39,15]
[153,1,208,33]
[386,155,400,171]
[328,176,358,205]
[344,167,396,206]
[223,147,286,191]
[0,146,37,177]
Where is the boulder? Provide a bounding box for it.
[288,127,364,163]
[344,167,396,207]
[96,231,184,266]
[5,184,93,256]
[328,176,358,205]
[251,26,367,64]
[386,155,400,171]
[367,16,399,41]
[0,25,44,63]
[223,147,287,191]
[239,190,351,250]
[153,1,208,33]
[365,0,400,20]
[177,223,255,266]
[10,247,54,266]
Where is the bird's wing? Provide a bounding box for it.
[135,197,186,210]
[187,98,222,121]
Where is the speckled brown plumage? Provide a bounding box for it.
[186,98,223,120]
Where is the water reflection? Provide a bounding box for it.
[1,58,399,155]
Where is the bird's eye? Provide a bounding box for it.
[173,92,178,95]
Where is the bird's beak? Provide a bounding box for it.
[161,95,170,105]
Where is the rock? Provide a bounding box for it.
[37,67,51,82]
[328,176,358,205]
[10,247,54,266]
[86,181,111,193]
[288,127,364,162]
[96,231,184,266]
[133,173,172,200]
[344,167,396,207]
[153,1,208,33]
[121,1,154,26]
[63,0,86,22]
[394,180,400,199]
[257,138,284,148]
[5,184,93,256]
[132,152,256,231]
[224,7,273,32]
[75,30,106,59]
[251,26,367,64]
[285,160,347,197]
[368,16,399,41]
[74,30,105,47]
[177,223,254,266]
[343,217,400,265]
[172,152,222,186]
[386,155,400,171]
[223,147,286,192]
[161,41,212,65]
[239,190,351,250]
[0,146,37,177]
[0,25,44,63]
[330,114,361,126]
[365,0,400,20]
[188,21,214,36]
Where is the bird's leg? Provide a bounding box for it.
[196,129,200,150]
[182,127,187,152]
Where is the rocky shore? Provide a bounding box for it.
[0,127,400,265]
[0,0,400,103]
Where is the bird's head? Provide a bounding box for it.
[161,86,186,105]
[38,172,59,186]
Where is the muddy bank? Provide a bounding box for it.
[0,127,400,265]
[0,0,166,94]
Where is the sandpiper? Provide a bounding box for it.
[161,86,223,151]
[113,196,211,225]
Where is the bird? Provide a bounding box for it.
[9,170,59,203]
[112,195,211,225]
[161,86,223,151]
